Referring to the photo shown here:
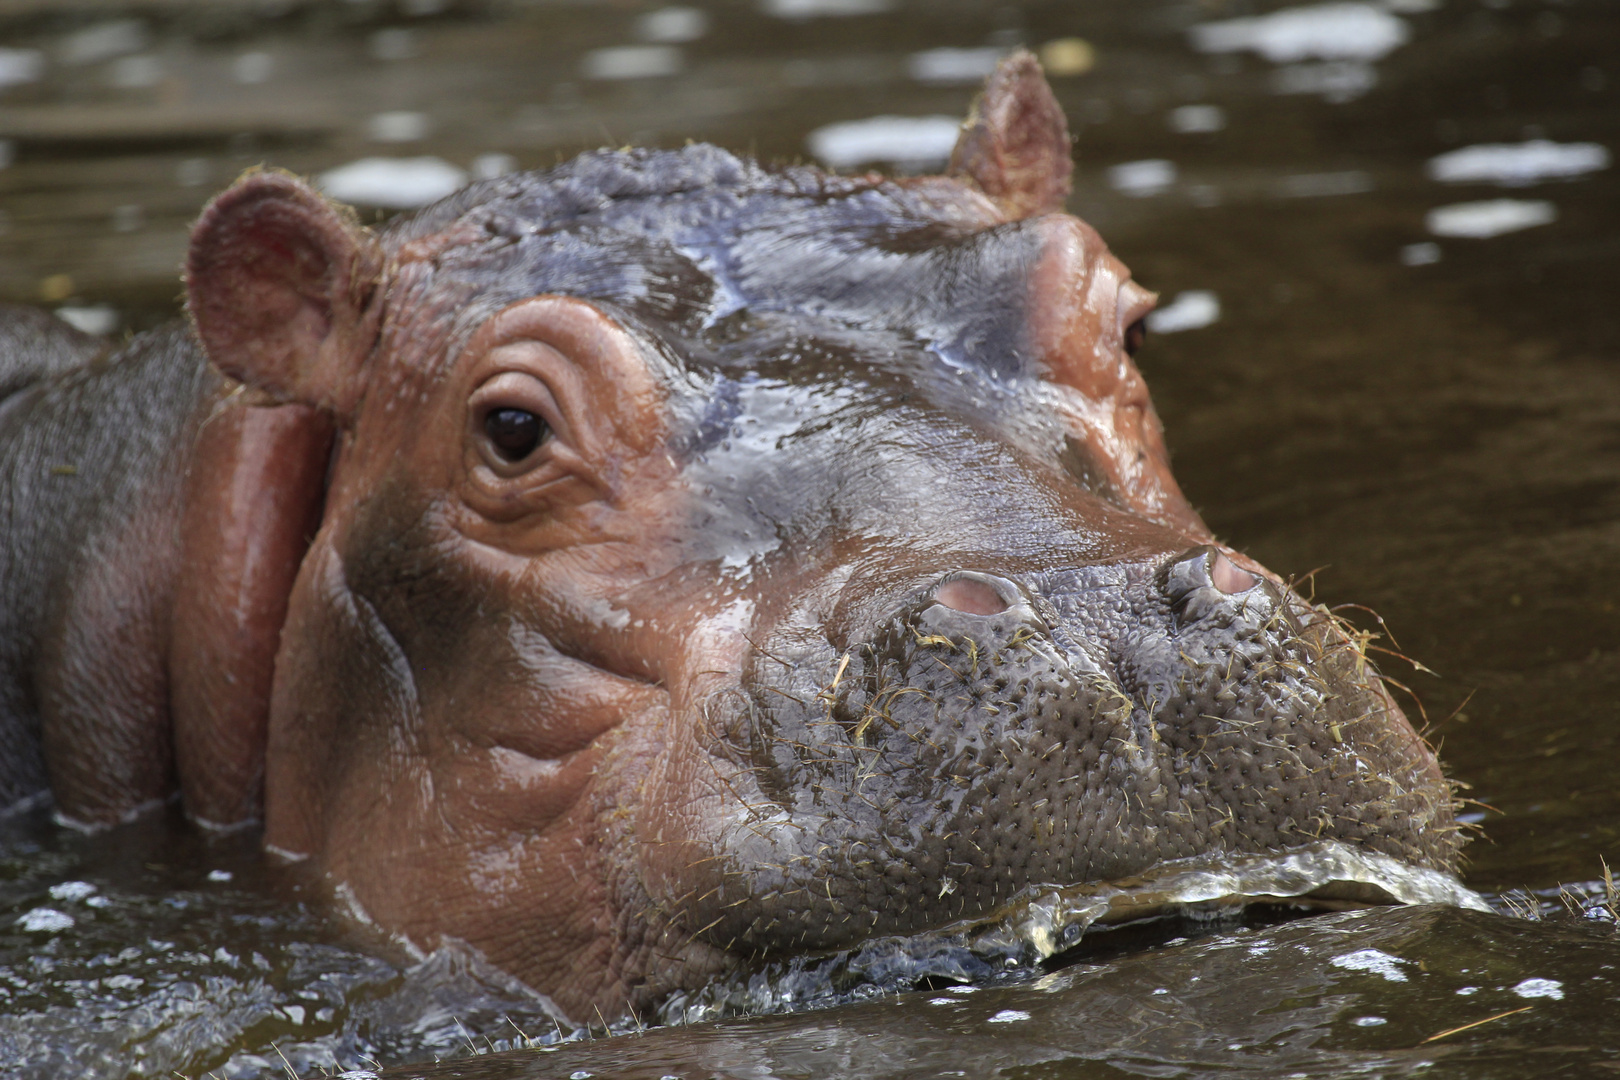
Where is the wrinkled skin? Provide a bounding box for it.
[0,56,1460,1023]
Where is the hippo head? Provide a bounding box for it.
[183,56,1460,1022]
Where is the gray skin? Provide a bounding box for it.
[0,56,1462,1022]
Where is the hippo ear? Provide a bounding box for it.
[187,170,383,415]
[948,50,1073,220]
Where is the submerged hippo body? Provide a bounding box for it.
[0,57,1460,1020]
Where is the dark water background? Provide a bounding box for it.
[1,0,1618,1076]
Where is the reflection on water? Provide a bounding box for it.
[2,0,1618,1076]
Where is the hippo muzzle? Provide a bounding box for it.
[652,540,1454,959]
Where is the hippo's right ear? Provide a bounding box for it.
[186,170,383,415]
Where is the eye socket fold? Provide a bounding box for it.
[483,407,548,462]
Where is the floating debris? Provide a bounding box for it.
[1427,140,1610,187]
[1039,38,1095,77]
[581,45,684,80]
[1191,3,1409,63]
[807,115,961,170]
[1108,159,1177,197]
[317,157,468,209]
[1426,199,1557,238]
[1147,291,1220,334]
[1169,104,1225,134]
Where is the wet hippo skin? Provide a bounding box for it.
[0,55,1461,1023]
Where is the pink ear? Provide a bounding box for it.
[948,50,1073,220]
[186,170,383,414]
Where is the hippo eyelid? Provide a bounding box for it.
[467,369,565,477]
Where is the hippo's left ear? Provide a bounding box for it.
[948,50,1073,220]
[187,170,383,415]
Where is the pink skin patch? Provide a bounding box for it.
[1209,551,1258,596]
[933,578,1010,616]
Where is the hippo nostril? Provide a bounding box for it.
[933,576,1011,616]
[1209,551,1257,596]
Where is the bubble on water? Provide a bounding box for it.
[207,869,233,883]
[17,907,75,933]
[988,1009,1031,1023]
[1354,1015,1388,1026]
[1191,4,1409,64]
[1330,948,1409,982]
[1426,199,1556,238]
[1457,986,1480,995]
[49,880,97,902]
[1512,978,1564,1000]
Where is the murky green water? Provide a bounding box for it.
[2,0,1618,1076]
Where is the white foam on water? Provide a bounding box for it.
[59,19,147,66]
[1169,104,1226,134]
[1191,3,1410,63]
[368,111,430,142]
[318,157,468,209]
[1354,1016,1388,1026]
[1147,291,1220,334]
[636,7,709,44]
[0,48,44,89]
[1271,60,1378,102]
[472,153,518,181]
[17,907,75,933]
[909,47,1005,84]
[988,1009,1032,1023]
[55,305,119,336]
[1330,948,1410,982]
[1108,159,1177,197]
[1401,241,1441,266]
[762,0,893,17]
[1427,140,1610,187]
[581,45,683,80]
[807,115,961,170]
[1426,198,1556,238]
[1277,170,1373,197]
[1512,977,1564,1000]
[48,880,97,902]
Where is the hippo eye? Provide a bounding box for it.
[483,407,548,462]
[1124,318,1147,357]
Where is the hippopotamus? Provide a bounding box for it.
[0,55,1461,1022]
